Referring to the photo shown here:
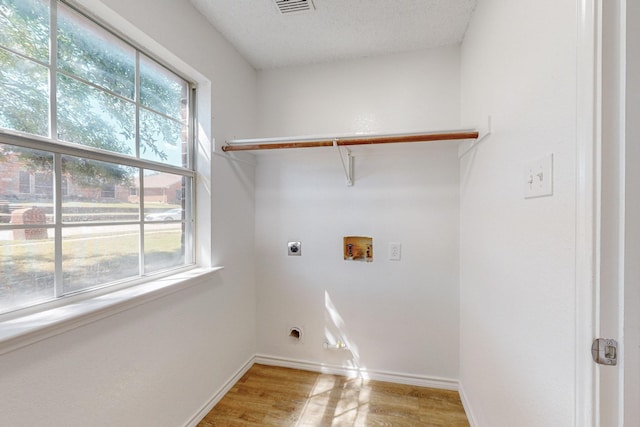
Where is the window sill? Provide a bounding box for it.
[0,266,223,356]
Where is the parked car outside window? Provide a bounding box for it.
[145,208,183,221]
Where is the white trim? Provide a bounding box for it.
[575,0,600,426]
[458,382,478,427]
[184,356,255,427]
[617,2,627,424]
[254,354,459,391]
[0,267,222,356]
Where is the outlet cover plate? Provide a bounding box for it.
[389,242,401,261]
[288,241,301,256]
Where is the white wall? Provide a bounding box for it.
[459,1,578,425]
[254,48,463,381]
[0,0,258,426]
[257,47,461,137]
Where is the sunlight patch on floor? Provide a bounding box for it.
[297,374,376,425]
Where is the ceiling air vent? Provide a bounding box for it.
[274,0,315,14]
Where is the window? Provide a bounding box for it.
[34,172,52,196]
[0,0,195,314]
[18,171,31,193]
[100,183,115,199]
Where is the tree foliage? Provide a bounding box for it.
[0,0,49,141]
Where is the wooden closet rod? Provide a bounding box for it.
[221,131,479,152]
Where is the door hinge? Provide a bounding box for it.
[591,338,618,366]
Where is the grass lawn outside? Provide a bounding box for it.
[0,226,185,313]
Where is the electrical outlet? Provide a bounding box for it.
[389,242,401,261]
[288,241,301,256]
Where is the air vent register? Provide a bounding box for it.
[274,0,315,14]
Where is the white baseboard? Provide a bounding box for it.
[254,354,459,391]
[458,381,478,427]
[184,355,255,427]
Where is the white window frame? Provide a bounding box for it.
[0,0,212,333]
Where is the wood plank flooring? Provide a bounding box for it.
[198,364,469,426]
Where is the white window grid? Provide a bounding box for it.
[0,0,197,305]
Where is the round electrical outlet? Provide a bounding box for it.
[288,241,301,256]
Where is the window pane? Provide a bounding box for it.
[0,143,52,206]
[142,172,190,274]
[0,0,49,62]
[57,2,135,99]
[140,54,188,121]
[141,171,185,212]
[0,49,49,137]
[0,233,54,313]
[62,224,140,294]
[140,109,187,167]
[57,73,135,155]
[144,222,184,274]
[61,155,138,223]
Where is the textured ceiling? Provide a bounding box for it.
[190,0,477,70]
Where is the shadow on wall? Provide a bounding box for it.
[324,290,368,376]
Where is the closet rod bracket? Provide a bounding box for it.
[459,116,492,159]
[333,139,354,186]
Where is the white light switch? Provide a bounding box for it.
[389,243,401,261]
[524,154,553,199]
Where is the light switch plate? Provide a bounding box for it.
[524,154,553,199]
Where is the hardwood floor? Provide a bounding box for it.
[198,364,469,426]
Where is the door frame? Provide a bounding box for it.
[598,0,626,425]
[578,1,637,426]
[575,0,601,425]
[621,1,640,424]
